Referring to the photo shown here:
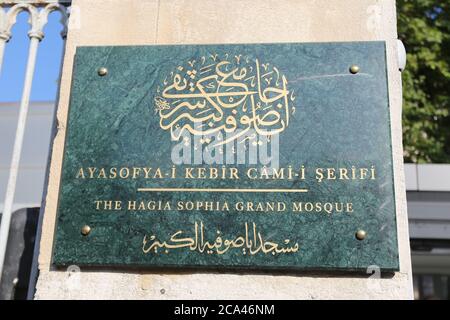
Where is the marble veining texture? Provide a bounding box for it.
[52,42,398,272]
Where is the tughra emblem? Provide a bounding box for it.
[155,53,296,147]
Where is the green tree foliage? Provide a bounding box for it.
[398,0,450,163]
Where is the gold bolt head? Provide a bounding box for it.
[355,230,367,241]
[81,225,91,236]
[98,67,108,76]
[350,65,360,74]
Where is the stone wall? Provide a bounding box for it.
[35,0,413,299]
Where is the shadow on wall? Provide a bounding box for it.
[0,208,39,300]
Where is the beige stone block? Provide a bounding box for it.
[156,0,397,44]
[35,0,413,300]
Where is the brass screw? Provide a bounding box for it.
[81,225,91,236]
[350,65,360,74]
[355,230,367,241]
[98,67,108,76]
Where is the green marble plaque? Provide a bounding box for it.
[52,42,399,272]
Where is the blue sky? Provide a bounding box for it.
[0,11,64,102]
